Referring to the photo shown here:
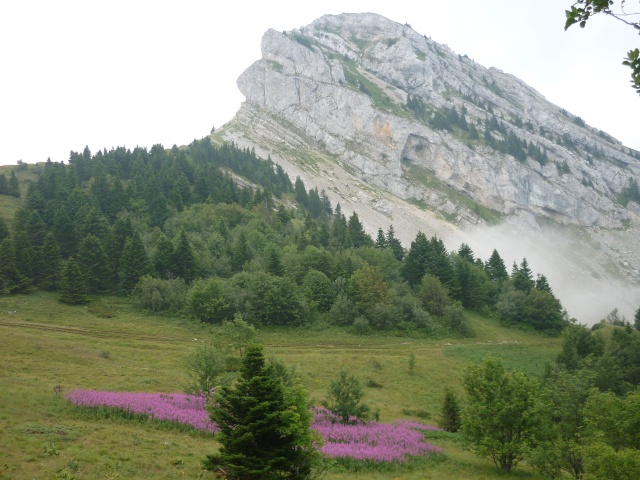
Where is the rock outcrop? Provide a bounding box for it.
[216,12,640,322]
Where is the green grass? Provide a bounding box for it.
[0,291,558,479]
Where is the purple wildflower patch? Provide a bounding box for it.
[312,409,443,463]
[66,389,218,433]
[66,390,443,463]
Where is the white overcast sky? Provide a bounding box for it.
[0,0,638,166]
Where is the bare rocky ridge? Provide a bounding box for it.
[215,12,640,323]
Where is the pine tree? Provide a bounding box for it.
[485,249,508,283]
[58,257,87,304]
[0,216,9,243]
[402,231,430,287]
[39,232,61,290]
[440,388,462,432]
[119,233,151,293]
[172,230,197,282]
[375,228,386,249]
[512,258,535,293]
[206,344,317,479]
[386,225,404,261]
[347,212,371,248]
[0,238,29,294]
[230,230,251,273]
[153,233,174,279]
[8,171,20,197]
[77,234,111,293]
[635,306,640,331]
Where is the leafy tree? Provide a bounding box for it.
[205,344,318,479]
[58,257,88,304]
[321,369,371,424]
[185,277,231,323]
[419,273,451,316]
[131,276,187,313]
[348,262,392,316]
[217,314,258,357]
[184,341,229,400]
[565,0,640,94]
[522,288,566,332]
[440,388,462,432]
[528,369,594,479]
[302,269,335,312]
[461,356,540,473]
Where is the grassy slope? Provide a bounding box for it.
[0,292,557,479]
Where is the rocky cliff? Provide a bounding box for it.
[216,12,640,322]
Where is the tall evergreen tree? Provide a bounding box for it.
[53,208,77,257]
[294,176,308,207]
[512,258,535,293]
[386,225,404,261]
[0,238,29,293]
[0,216,9,243]
[39,232,61,290]
[172,230,197,282]
[402,231,430,287]
[635,306,640,331]
[153,233,175,279]
[485,249,509,283]
[58,257,87,304]
[8,170,20,197]
[77,234,111,293]
[119,233,151,293]
[206,344,317,479]
[347,212,371,248]
[230,230,251,273]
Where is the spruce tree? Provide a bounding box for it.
[77,234,111,293]
[375,228,387,249]
[386,225,404,261]
[440,388,462,432]
[172,230,197,282]
[635,306,640,331]
[0,216,9,243]
[39,232,61,290]
[206,344,317,479]
[58,257,87,304]
[8,171,20,197]
[485,249,508,283]
[120,233,151,293]
[0,238,29,294]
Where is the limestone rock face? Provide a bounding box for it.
[218,12,640,321]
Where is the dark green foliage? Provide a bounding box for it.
[322,369,371,424]
[39,232,61,290]
[512,258,535,293]
[185,277,230,323]
[440,389,462,432]
[302,269,334,312]
[131,276,187,313]
[0,238,29,294]
[206,344,317,479]
[172,230,197,282]
[58,258,88,304]
[77,235,111,294]
[419,273,451,316]
[0,216,9,243]
[347,212,372,248]
[7,171,20,197]
[522,288,566,332]
[119,233,151,293]
[385,225,404,261]
[635,306,640,331]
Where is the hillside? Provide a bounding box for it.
[216,12,640,322]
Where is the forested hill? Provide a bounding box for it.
[0,139,567,333]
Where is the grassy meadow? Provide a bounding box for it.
[0,292,560,479]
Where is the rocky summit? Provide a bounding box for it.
[215,12,640,322]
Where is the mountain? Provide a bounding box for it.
[215,12,640,323]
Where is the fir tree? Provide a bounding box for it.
[440,388,462,432]
[77,234,111,293]
[153,233,175,279]
[120,233,151,293]
[172,230,197,282]
[0,238,29,294]
[386,225,404,261]
[206,344,317,479]
[58,257,87,304]
[347,212,371,248]
[0,216,9,243]
[39,232,61,290]
[485,249,508,283]
[8,171,20,197]
[635,306,640,331]
[375,228,387,249]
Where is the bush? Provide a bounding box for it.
[131,276,187,313]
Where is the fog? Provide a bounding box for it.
[459,218,640,326]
